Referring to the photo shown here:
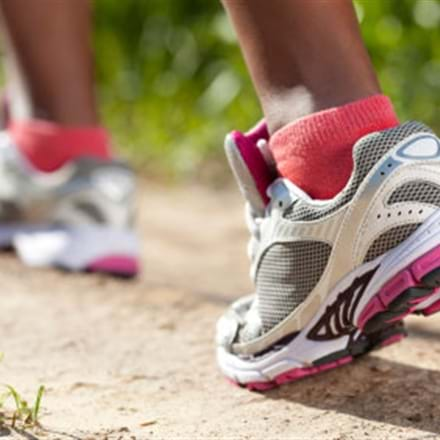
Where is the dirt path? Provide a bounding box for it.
[1,184,440,439]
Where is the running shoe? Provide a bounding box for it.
[216,120,440,390]
[0,131,139,276]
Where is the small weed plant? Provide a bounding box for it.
[0,354,45,429]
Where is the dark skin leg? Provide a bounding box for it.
[222,0,381,133]
[0,0,98,125]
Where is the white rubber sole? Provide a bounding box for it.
[0,223,140,276]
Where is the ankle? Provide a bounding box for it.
[269,95,399,199]
[263,87,382,135]
[9,119,112,172]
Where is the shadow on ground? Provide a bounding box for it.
[260,330,440,436]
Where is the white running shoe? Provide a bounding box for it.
[0,131,139,276]
[216,120,440,390]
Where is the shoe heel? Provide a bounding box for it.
[13,225,140,276]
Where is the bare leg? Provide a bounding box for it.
[222,0,381,133]
[0,0,98,125]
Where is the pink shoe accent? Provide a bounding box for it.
[380,333,406,348]
[336,356,353,367]
[232,121,274,205]
[243,120,270,146]
[244,356,353,391]
[276,366,317,384]
[359,244,440,329]
[411,245,440,282]
[422,298,440,316]
[247,381,277,391]
[87,255,139,276]
[378,270,416,306]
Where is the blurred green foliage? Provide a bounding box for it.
[93,0,440,181]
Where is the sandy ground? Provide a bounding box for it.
[0,184,440,439]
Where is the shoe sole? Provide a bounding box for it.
[224,323,406,391]
[358,243,440,333]
[0,224,140,277]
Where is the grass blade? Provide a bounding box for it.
[31,386,44,423]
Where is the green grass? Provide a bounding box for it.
[93,0,440,181]
[3,384,45,428]
[0,354,45,430]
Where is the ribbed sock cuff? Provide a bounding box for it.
[269,94,399,199]
[9,119,112,172]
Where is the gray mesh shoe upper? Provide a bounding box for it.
[256,241,332,332]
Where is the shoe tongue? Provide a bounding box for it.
[225,122,276,215]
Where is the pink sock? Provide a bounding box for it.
[9,119,112,172]
[269,95,399,199]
